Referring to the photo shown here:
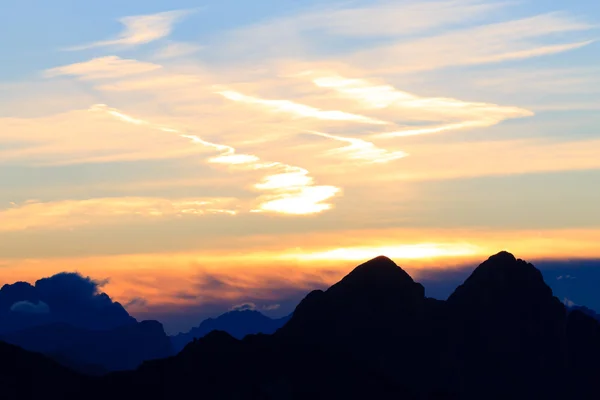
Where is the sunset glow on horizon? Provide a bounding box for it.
[1,0,599,333]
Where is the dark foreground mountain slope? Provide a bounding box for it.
[1,320,173,373]
[0,340,88,399]
[170,309,291,353]
[4,252,600,400]
[274,255,450,394]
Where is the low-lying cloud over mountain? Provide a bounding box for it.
[0,272,134,333]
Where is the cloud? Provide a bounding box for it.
[0,197,239,232]
[65,10,194,51]
[10,300,50,314]
[174,292,199,301]
[92,104,341,215]
[217,0,510,61]
[308,74,533,137]
[216,89,388,125]
[0,104,244,166]
[299,130,407,164]
[3,235,600,333]
[154,42,203,59]
[189,268,341,307]
[557,275,576,281]
[262,304,281,311]
[3,0,599,268]
[230,302,257,311]
[35,272,107,301]
[229,302,280,312]
[564,298,576,307]
[348,13,595,73]
[96,73,205,91]
[298,0,510,37]
[124,297,148,308]
[0,272,135,332]
[381,138,600,182]
[216,2,594,72]
[45,56,161,80]
[470,67,600,95]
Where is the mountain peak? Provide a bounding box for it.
[277,255,426,343]
[473,251,540,281]
[339,255,416,288]
[352,255,400,273]
[488,250,517,263]
[448,251,556,308]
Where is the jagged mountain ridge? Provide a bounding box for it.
[2,251,600,400]
[1,320,173,373]
[170,309,291,353]
[78,251,600,400]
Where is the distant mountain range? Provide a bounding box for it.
[1,320,173,374]
[1,278,291,374]
[2,252,600,400]
[170,309,291,352]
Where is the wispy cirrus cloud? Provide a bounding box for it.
[297,0,510,37]
[3,1,599,238]
[307,74,533,137]
[215,2,595,72]
[216,89,388,125]
[304,130,407,164]
[45,56,162,80]
[0,197,239,232]
[65,10,194,51]
[91,104,341,215]
[217,0,510,60]
[348,13,595,73]
[154,41,203,59]
[0,107,214,165]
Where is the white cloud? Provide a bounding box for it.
[305,130,407,164]
[154,42,203,59]
[45,56,161,80]
[230,302,257,311]
[65,10,194,51]
[94,105,341,216]
[217,89,388,125]
[10,300,50,314]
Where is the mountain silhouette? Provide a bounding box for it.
[3,251,600,400]
[568,304,600,321]
[446,251,570,399]
[1,320,173,373]
[0,273,135,334]
[0,340,89,399]
[170,309,291,353]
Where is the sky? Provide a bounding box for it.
[1,0,600,333]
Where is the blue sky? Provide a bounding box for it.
[1,0,599,332]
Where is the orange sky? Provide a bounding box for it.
[2,227,599,322]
